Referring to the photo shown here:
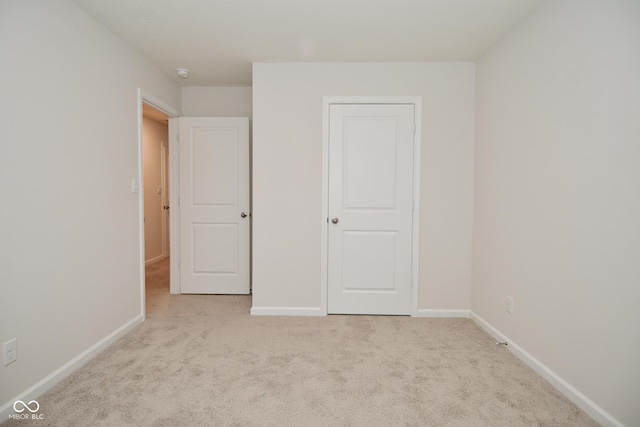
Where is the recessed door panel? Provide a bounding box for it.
[342,231,396,292]
[344,118,397,210]
[192,223,237,274]
[192,128,238,206]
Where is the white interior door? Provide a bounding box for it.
[179,117,250,294]
[328,104,415,314]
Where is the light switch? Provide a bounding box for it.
[131,178,139,193]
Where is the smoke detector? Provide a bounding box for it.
[176,68,190,79]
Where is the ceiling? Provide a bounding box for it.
[72,0,545,87]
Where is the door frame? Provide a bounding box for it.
[161,140,170,259]
[320,96,422,317]
[167,118,180,294]
[137,89,179,319]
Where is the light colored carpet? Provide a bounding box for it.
[3,258,598,426]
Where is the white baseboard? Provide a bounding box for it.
[145,255,166,266]
[416,309,470,318]
[470,311,623,427]
[0,314,144,423]
[250,306,325,316]
[250,307,473,318]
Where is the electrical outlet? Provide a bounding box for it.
[3,338,17,366]
[506,296,514,314]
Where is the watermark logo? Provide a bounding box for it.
[13,400,39,413]
[10,400,44,420]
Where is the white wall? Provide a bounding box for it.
[143,117,168,263]
[252,63,475,312]
[181,86,252,117]
[473,0,640,425]
[0,0,179,415]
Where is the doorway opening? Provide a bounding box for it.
[137,90,178,319]
[142,103,170,265]
[142,103,171,314]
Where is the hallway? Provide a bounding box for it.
[145,257,170,317]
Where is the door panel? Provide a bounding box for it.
[192,223,237,273]
[179,117,250,294]
[192,128,238,205]
[328,104,414,315]
[342,231,397,291]
[344,117,398,210]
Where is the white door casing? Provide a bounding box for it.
[178,117,250,294]
[327,103,417,315]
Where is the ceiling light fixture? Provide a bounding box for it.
[176,68,190,79]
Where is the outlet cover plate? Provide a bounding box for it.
[3,338,17,366]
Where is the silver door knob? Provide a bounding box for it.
[331,217,339,224]
[241,212,248,218]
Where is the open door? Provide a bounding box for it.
[177,117,250,294]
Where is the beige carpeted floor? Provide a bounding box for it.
[3,258,598,426]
